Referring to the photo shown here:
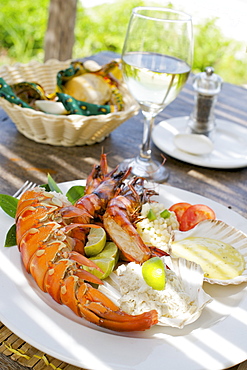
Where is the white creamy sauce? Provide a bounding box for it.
[171,237,245,280]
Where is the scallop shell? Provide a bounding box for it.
[99,256,212,329]
[172,219,247,285]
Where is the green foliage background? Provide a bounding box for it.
[0,1,48,64]
[0,0,246,85]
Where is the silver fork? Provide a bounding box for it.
[13,181,37,198]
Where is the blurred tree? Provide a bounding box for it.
[44,0,78,61]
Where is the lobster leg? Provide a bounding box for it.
[85,303,158,332]
[77,283,158,332]
[60,275,81,316]
[75,269,103,285]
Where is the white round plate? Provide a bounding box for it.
[152,116,247,169]
[0,180,247,370]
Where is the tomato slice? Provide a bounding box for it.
[179,204,216,231]
[169,202,191,223]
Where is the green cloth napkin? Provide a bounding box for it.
[0,78,33,109]
[57,93,113,116]
[0,78,114,116]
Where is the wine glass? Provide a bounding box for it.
[119,7,193,182]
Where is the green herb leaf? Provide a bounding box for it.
[147,208,157,221]
[39,183,50,191]
[160,209,171,219]
[0,194,18,218]
[5,224,17,247]
[47,173,62,193]
[66,185,85,204]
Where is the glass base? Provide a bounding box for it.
[118,156,169,183]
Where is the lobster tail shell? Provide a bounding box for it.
[19,222,60,270]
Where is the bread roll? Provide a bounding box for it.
[63,73,111,105]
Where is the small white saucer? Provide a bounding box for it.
[152,116,247,169]
[174,133,214,155]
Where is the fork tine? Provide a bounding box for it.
[13,181,37,198]
[13,181,29,198]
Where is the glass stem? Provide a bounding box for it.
[139,111,156,161]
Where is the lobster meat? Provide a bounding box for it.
[15,161,159,332]
[103,176,168,263]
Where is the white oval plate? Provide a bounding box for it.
[0,180,247,370]
[152,116,247,169]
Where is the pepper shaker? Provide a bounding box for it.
[188,67,222,139]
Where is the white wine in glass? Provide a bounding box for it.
[120,7,193,182]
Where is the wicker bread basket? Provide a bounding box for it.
[0,59,139,146]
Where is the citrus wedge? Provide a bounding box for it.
[84,227,106,257]
[95,242,119,259]
[142,257,166,290]
[87,242,119,280]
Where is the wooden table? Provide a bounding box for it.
[0,51,246,370]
